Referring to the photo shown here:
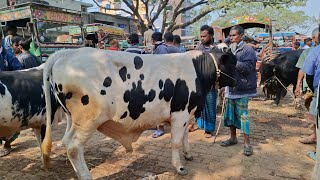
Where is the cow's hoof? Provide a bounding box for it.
[177,167,188,176]
[184,155,193,161]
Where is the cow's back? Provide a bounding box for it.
[50,48,201,131]
[0,70,45,137]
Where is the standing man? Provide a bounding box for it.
[295,28,319,145]
[18,38,41,69]
[164,32,181,53]
[0,31,22,157]
[195,25,217,138]
[144,24,154,53]
[151,32,168,54]
[301,28,320,161]
[220,25,257,156]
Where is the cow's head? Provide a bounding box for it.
[209,45,237,88]
[259,60,275,86]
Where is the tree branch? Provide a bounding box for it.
[165,0,186,33]
[92,0,133,15]
[177,0,208,15]
[149,2,156,18]
[141,0,151,25]
[170,7,215,32]
[151,0,169,24]
[161,9,168,33]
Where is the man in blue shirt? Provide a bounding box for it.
[0,32,22,71]
[164,32,181,53]
[301,30,320,161]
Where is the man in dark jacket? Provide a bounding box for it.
[220,25,257,156]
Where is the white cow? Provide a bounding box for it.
[41,47,236,179]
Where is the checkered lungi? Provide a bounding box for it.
[223,97,250,135]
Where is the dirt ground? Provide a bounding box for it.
[0,88,316,180]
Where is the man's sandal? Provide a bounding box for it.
[0,148,12,157]
[243,145,253,156]
[220,139,238,147]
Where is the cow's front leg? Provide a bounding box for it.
[170,111,189,176]
[274,88,282,105]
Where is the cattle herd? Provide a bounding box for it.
[0,45,317,179]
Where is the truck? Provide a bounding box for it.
[69,23,127,50]
[0,2,85,62]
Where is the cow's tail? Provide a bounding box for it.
[41,55,57,170]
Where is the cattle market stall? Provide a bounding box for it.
[0,2,85,62]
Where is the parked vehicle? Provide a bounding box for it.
[0,2,85,62]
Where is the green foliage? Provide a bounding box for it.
[212,2,310,32]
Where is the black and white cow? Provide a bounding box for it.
[0,65,63,156]
[260,49,303,105]
[41,46,237,179]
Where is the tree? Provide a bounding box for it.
[91,0,307,35]
[191,14,211,38]
[212,2,310,32]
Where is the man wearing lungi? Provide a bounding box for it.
[220,25,257,156]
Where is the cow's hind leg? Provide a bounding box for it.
[33,128,43,157]
[170,111,190,175]
[62,124,96,180]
